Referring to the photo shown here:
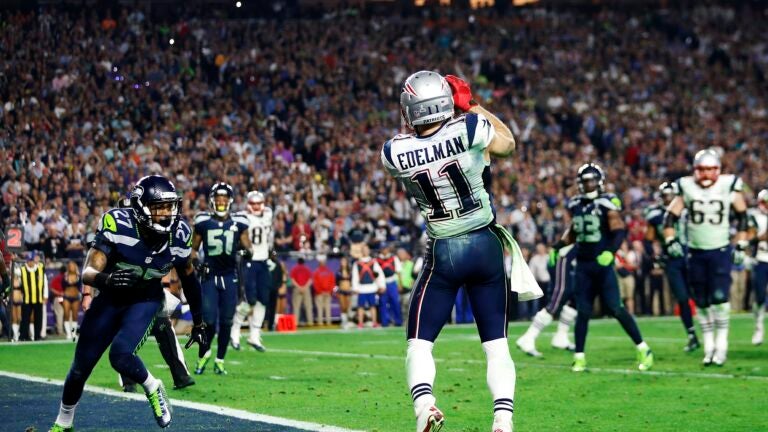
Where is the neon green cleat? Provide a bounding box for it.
[49,424,74,432]
[571,356,587,372]
[637,348,654,371]
[146,380,172,428]
[194,356,210,375]
[214,359,227,375]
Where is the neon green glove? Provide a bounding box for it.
[596,251,615,266]
[548,249,559,267]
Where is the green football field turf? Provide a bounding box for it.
[1,314,766,432]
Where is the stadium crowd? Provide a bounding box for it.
[1,2,767,328]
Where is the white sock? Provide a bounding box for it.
[231,302,250,343]
[636,341,649,351]
[713,303,730,354]
[482,338,516,418]
[341,313,348,325]
[141,372,160,394]
[558,305,577,332]
[574,352,585,360]
[251,302,266,331]
[698,307,714,354]
[64,321,72,339]
[407,338,436,416]
[755,304,765,331]
[522,309,552,341]
[12,324,19,341]
[215,358,225,364]
[55,402,78,427]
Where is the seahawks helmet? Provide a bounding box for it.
[400,71,454,129]
[576,163,605,199]
[130,175,181,234]
[209,182,234,217]
[658,181,678,206]
[693,149,721,188]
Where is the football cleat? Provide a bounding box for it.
[637,348,654,371]
[571,356,587,372]
[248,338,267,352]
[712,350,726,367]
[146,380,172,428]
[49,424,74,432]
[551,332,575,351]
[752,327,764,346]
[214,359,227,375]
[491,420,513,432]
[702,350,714,366]
[684,335,700,352]
[173,376,195,390]
[194,356,210,375]
[415,405,444,432]
[230,340,241,351]
[515,337,542,358]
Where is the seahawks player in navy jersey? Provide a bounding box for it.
[552,164,653,372]
[192,183,251,375]
[644,182,699,352]
[50,176,209,432]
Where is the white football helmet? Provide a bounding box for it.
[400,71,454,129]
[246,190,265,215]
[693,149,721,188]
[758,189,768,213]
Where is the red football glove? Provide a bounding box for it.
[444,74,477,112]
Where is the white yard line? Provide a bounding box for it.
[0,370,363,432]
[267,348,768,382]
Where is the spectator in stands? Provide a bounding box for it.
[23,210,45,252]
[312,255,336,326]
[289,257,314,327]
[616,241,639,315]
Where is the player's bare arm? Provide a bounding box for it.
[607,210,626,231]
[663,195,685,240]
[190,231,203,261]
[732,191,748,243]
[81,248,108,286]
[469,105,515,158]
[239,229,252,251]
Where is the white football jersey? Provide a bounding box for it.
[381,113,496,239]
[748,208,768,262]
[238,207,273,261]
[677,174,742,250]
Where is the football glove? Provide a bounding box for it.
[444,74,477,112]
[733,240,749,266]
[237,249,252,259]
[105,269,140,290]
[185,323,210,357]
[596,250,615,267]
[665,238,684,258]
[548,248,559,268]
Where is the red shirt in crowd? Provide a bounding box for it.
[312,264,336,295]
[289,262,312,288]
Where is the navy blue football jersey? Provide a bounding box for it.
[92,208,193,301]
[567,193,623,261]
[194,212,249,275]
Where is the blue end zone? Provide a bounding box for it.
[0,375,307,432]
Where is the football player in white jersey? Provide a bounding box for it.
[231,191,274,352]
[664,149,749,366]
[747,189,768,345]
[382,71,516,432]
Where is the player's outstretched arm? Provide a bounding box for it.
[176,260,210,354]
[469,105,516,157]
